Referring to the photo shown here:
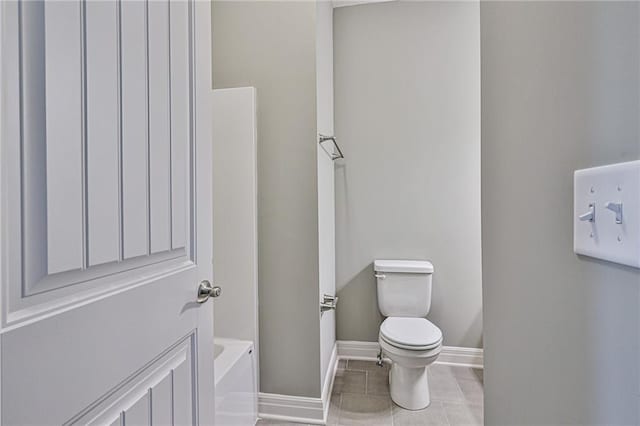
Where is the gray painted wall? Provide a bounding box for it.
[334,1,483,348]
[481,2,640,424]
[212,1,322,398]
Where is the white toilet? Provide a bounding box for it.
[375,259,443,410]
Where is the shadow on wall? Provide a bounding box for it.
[462,311,483,349]
[336,263,384,342]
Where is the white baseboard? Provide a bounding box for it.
[336,340,381,360]
[258,342,338,425]
[258,393,324,425]
[336,340,483,368]
[321,343,338,419]
[437,346,483,368]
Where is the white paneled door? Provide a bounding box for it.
[0,0,214,424]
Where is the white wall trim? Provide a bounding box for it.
[438,346,483,368]
[258,342,338,425]
[321,343,338,420]
[258,393,325,425]
[332,0,395,8]
[336,340,483,368]
[336,340,381,360]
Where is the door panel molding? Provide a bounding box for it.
[43,0,85,275]
[4,254,194,331]
[64,332,196,426]
[121,0,150,261]
[2,0,196,328]
[1,0,214,424]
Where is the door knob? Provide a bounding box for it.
[197,280,221,303]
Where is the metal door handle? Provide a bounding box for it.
[197,280,221,303]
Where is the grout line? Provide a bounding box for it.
[390,402,395,426]
[441,401,452,426]
[364,371,368,395]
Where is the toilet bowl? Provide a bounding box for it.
[379,317,442,410]
[374,259,443,410]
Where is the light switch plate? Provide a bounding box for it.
[574,160,640,268]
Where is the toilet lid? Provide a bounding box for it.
[380,317,442,350]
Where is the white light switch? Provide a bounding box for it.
[574,160,640,268]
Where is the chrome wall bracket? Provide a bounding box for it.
[319,135,344,161]
[320,294,338,312]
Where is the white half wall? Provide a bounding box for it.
[316,0,337,395]
[212,87,259,369]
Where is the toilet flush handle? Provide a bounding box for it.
[374,273,386,279]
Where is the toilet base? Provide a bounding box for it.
[389,363,430,410]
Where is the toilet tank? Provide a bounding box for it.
[374,260,434,317]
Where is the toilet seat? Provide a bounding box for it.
[380,317,442,351]
[379,336,442,367]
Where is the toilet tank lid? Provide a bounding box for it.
[374,260,434,274]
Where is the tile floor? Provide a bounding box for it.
[257,359,483,426]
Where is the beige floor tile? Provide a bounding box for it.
[257,361,483,426]
[429,373,465,403]
[442,401,483,426]
[327,394,341,425]
[392,401,449,426]
[366,371,390,396]
[429,364,455,378]
[333,370,366,394]
[450,367,483,383]
[329,360,483,425]
[457,378,483,405]
[339,394,392,425]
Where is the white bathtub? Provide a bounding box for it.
[214,338,258,426]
